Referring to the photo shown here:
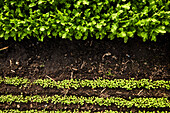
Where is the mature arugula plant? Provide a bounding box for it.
[0,0,169,42]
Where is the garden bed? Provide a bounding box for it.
[0,35,169,112]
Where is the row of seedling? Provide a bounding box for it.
[0,76,169,90]
[0,94,169,108]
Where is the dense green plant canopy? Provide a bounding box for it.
[0,0,170,42]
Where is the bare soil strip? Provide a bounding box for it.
[0,103,170,112]
[0,84,169,98]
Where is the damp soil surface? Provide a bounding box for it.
[0,34,170,112]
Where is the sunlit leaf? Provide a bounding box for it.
[40,26,45,31]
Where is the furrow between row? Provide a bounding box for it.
[0,84,169,98]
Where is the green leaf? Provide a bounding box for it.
[163,20,169,25]
[100,34,104,40]
[77,26,81,30]
[95,15,100,19]
[155,26,166,33]
[82,0,89,5]
[117,10,123,15]
[4,5,9,10]
[91,4,97,10]
[40,35,44,42]
[151,35,156,42]
[21,33,27,40]
[81,27,87,32]
[151,18,157,22]
[29,3,36,7]
[108,33,115,40]
[127,32,134,37]
[38,0,45,4]
[83,36,87,40]
[122,22,130,27]
[65,27,69,32]
[4,34,9,40]
[52,32,57,38]
[10,31,16,37]
[155,29,166,33]
[0,33,4,38]
[111,13,117,20]
[56,10,63,16]
[62,33,67,39]
[75,32,83,39]
[90,27,94,32]
[5,29,10,34]
[47,30,51,35]
[166,27,170,32]
[95,33,100,39]
[61,22,65,26]
[40,26,45,31]
[14,36,16,41]
[106,25,110,30]
[119,28,124,32]
[75,35,80,40]
[92,20,96,25]
[122,2,131,10]
[52,24,57,27]
[142,6,148,15]
[96,23,102,29]
[138,32,148,42]
[10,1,16,5]
[111,24,118,33]
[119,31,126,37]
[77,1,81,5]
[124,37,128,43]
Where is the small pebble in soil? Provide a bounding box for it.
[17,104,20,108]
[44,104,47,107]
[16,61,19,65]
[126,54,130,57]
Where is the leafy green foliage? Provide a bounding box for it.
[1,77,170,90]
[0,0,169,42]
[3,77,30,86]
[0,94,169,108]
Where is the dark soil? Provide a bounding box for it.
[0,34,170,112]
[0,84,169,98]
[1,102,170,112]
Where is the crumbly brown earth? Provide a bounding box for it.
[0,34,169,111]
